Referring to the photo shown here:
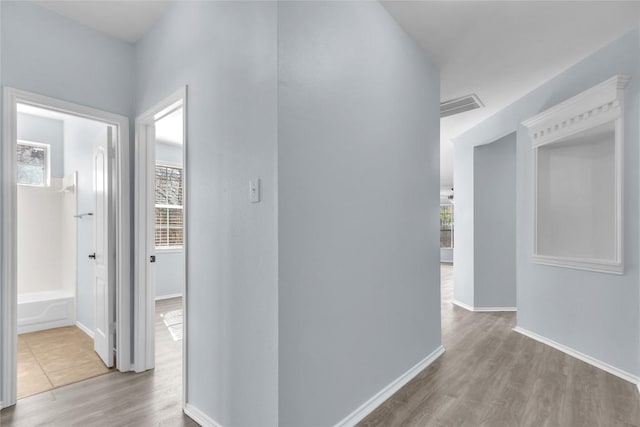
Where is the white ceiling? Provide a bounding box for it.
[382,1,640,190]
[35,0,170,43]
[28,1,640,189]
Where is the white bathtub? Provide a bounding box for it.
[17,290,75,334]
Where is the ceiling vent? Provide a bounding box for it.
[440,94,484,118]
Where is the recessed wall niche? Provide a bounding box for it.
[523,75,629,274]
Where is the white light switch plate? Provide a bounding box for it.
[249,179,260,203]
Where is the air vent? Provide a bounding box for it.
[440,94,484,118]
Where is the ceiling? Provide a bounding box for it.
[35,1,170,43]
[382,1,640,190]
[29,1,640,190]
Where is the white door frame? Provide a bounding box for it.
[134,87,188,405]
[1,87,131,409]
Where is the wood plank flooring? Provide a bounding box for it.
[1,298,196,427]
[3,270,639,426]
[359,264,640,426]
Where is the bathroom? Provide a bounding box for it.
[16,103,113,399]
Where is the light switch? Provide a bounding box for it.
[249,179,260,203]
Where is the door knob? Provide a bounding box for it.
[88,253,96,259]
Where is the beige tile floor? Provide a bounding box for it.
[17,326,114,399]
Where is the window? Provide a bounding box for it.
[440,204,454,248]
[155,164,183,248]
[17,141,50,186]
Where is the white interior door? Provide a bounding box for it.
[145,123,157,369]
[93,126,116,367]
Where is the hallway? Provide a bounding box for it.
[360,264,640,426]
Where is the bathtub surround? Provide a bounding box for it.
[17,178,76,295]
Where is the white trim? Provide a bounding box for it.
[473,306,517,312]
[155,293,183,301]
[524,75,627,275]
[513,326,639,385]
[452,299,475,311]
[2,87,18,408]
[76,321,95,339]
[184,403,224,427]
[134,87,188,412]
[1,87,132,409]
[155,247,183,253]
[334,346,445,427]
[452,300,515,312]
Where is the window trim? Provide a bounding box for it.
[16,139,51,187]
[154,161,183,249]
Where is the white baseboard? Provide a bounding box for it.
[452,299,515,312]
[474,306,516,312]
[513,326,640,385]
[75,321,94,339]
[184,403,224,427]
[334,345,445,427]
[156,293,183,301]
[452,299,474,311]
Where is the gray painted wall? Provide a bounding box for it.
[1,1,135,403]
[17,113,64,179]
[453,141,474,306]
[278,2,441,425]
[156,140,182,165]
[154,251,182,298]
[440,248,453,263]
[135,2,279,425]
[473,133,516,308]
[455,30,640,377]
[155,140,183,298]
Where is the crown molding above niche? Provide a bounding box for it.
[523,75,628,274]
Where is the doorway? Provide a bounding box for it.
[1,88,131,409]
[15,104,118,399]
[134,88,187,406]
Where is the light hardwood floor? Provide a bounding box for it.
[4,270,640,426]
[1,298,196,427]
[359,264,640,426]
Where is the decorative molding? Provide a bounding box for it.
[334,346,445,427]
[513,326,639,386]
[76,321,95,339]
[452,300,516,312]
[184,403,224,427]
[155,293,183,301]
[523,75,630,147]
[452,299,475,312]
[532,254,623,275]
[525,75,626,274]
